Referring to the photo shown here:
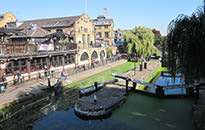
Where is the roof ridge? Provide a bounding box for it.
[20,15,82,22]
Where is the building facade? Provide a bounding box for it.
[92,15,114,46]
[114,29,124,43]
[7,14,95,49]
[0,12,16,28]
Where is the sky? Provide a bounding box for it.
[1,0,203,35]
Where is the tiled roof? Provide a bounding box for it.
[15,15,82,30]
[11,27,51,38]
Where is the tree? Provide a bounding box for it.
[124,27,157,59]
[167,6,205,84]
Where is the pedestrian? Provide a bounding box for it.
[44,64,48,77]
[2,73,7,89]
[61,70,68,79]
[17,70,22,83]
[50,64,54,77]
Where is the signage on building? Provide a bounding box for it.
[84,28,88,32]
[37,44,54,51]
[84,18,88,23]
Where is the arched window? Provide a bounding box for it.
[81,52,89,61]
[91,51,98,59]
[100,50,105,58]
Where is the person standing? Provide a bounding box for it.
[2,73,7,89]
[17,71,22,83]
[44,65,48,77]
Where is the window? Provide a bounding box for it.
[98,26,102,29]
[82,34,85,48]
[0,16,4,21]
[105,25,108,28]
[87,34,90,44]
[98,32,102,38]
[81,52,89,61]
[91,51,98,59]
[56,29,62,32]
[105,32,109,38]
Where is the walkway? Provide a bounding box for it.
[0,59,126,108]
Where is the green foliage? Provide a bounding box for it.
[124,27,158,58]
[106,47,113,58]
[58,38,67,44]
[167,6,205,84]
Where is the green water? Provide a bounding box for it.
[33,93,195,130]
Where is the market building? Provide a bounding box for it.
[7,14,95,49]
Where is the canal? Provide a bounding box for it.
[0,62,195,130]
[33,93,194,130]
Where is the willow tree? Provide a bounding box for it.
[124,27,157,59]
[167,6,205,84]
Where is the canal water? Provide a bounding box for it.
[32,93,194,130]
[1,71,195,130]
[32,72,195,130]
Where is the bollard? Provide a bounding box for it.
[132,82,136,91]
[126,78,129,94]
[94,81,98,92]
[48,76,51,87]
[140,64,143,71]
[144,62,147,69]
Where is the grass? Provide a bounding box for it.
[138,64,167,90]
[65,62,140,89]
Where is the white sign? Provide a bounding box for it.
[37,44,54,51]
